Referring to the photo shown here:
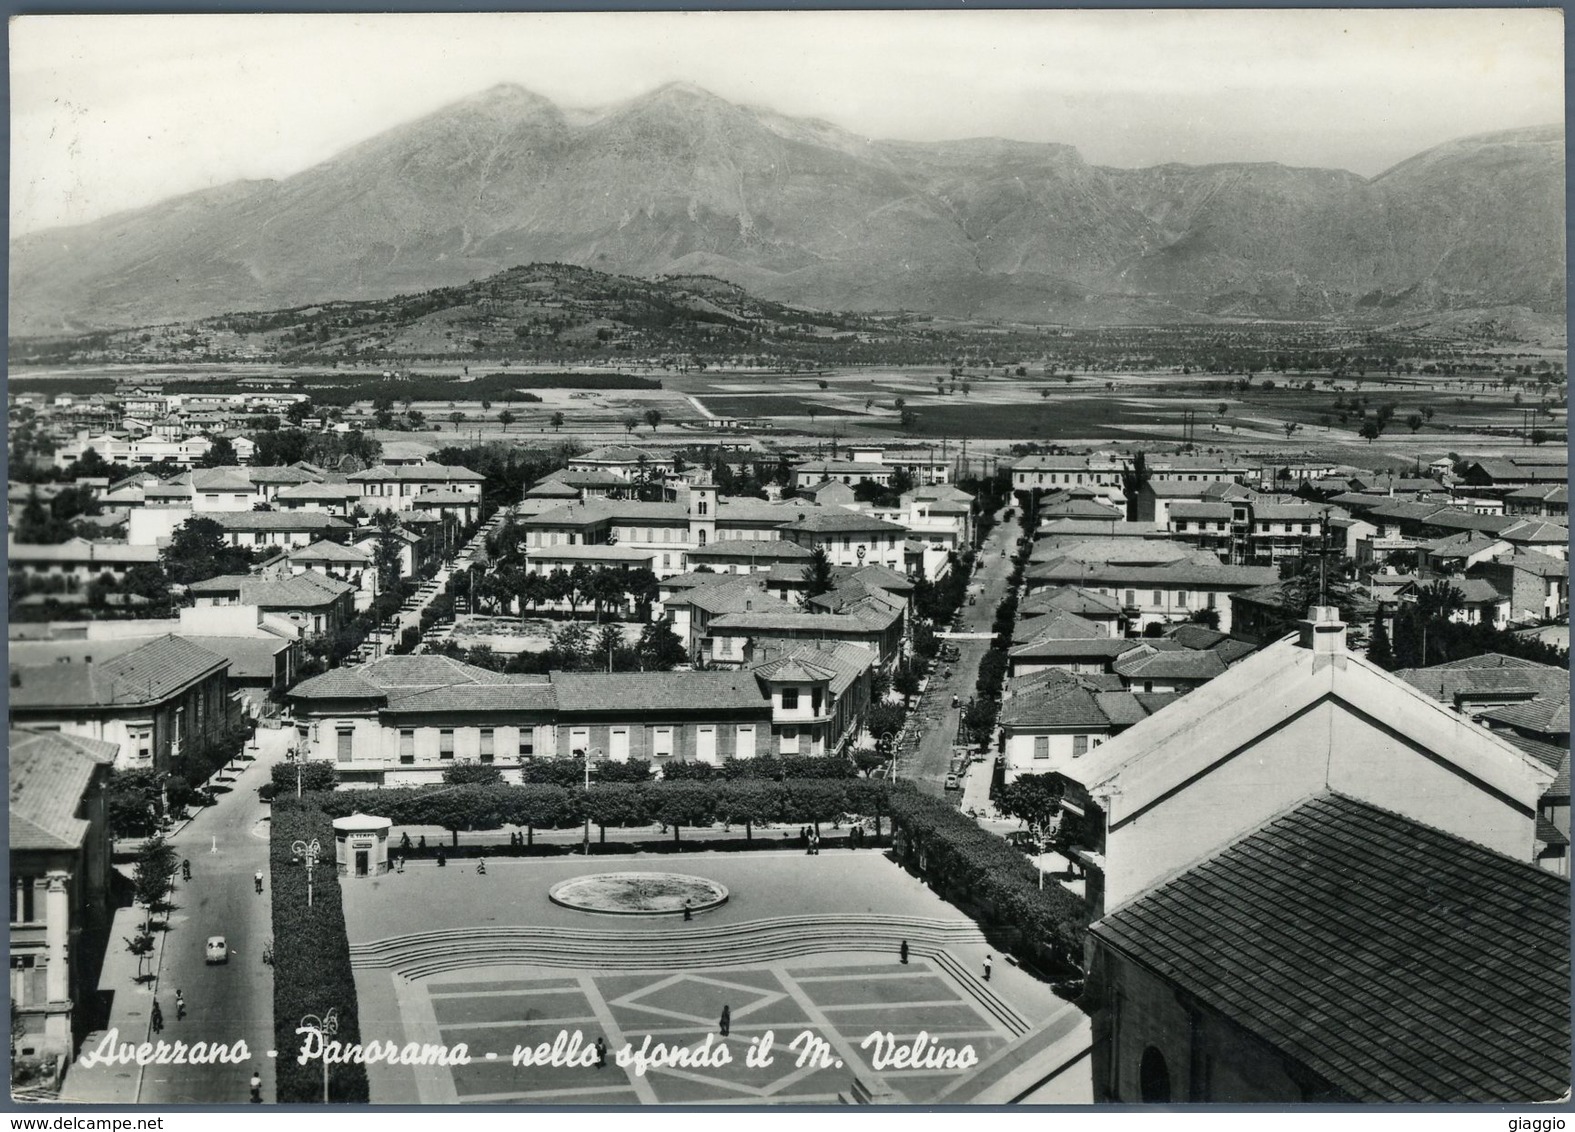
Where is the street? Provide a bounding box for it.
[138,726,290,1105]
[895,505,1019,796]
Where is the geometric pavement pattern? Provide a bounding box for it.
[402,959,1016,1104]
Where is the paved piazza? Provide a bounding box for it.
[344,851,1069,1104]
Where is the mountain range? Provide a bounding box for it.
[8,82,1565,335]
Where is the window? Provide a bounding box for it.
[697,500,709,516]
[518,730,535,758]
[571,727,590,756]
[780,727,800,755]
[399,729,415,765]
[1125,590,1136,607]
[782,687,800,710]
[1206,591,1217,609]
[479,728,495,764]
[1152,591,1162,606]
[652,727,674,758]
[1033,736,1050,760]
[10,879,36,924]
[1072,735,1089,758]
[336,727,354,762]
[439,729,455,759]
[1176,590,1188,608]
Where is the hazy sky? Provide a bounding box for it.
[10,9,1564,237]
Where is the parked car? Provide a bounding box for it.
[944,774,960,791]
[205,936,228,964]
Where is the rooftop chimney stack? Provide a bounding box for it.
[1298,605,1347,656]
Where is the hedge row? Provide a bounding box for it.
[887,788,1088,969]
[270,802,370,1104]
[308,778,893,844]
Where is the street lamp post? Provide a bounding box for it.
[292,837,321,909]
[297,1008,339,1103]
[583,749,601,856]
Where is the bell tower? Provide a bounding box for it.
[688,476,717,551]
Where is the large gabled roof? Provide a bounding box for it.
[778,510,908,535]
[9,635,228,710]
[1090,792,1570,1103]
[549,670,769,713]
[1396,655,1569,704]
[346,463,485,483]
[10,729,117,852]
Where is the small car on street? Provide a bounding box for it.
[205,936,228,964]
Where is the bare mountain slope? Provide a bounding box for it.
[8,84,1563,333]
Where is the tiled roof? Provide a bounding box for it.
[1020,586,1124,619]
[1498,731,1569,773]
[669,578,771,615]
[190,467,256,491]
[688,539,812,561]
[844,564,915,593]
[779,510,908,535]
[1490,550,1569,578]
[752,656,839,684]
[1479,696,1570,736]
[1010,636,1140,660]
[188,571,352,608]
[709,610,877,634]
[1168,502,1234,520]
[290,539,370,564]
[10,635,227,710]
[1018,611,1106,640]
[181,636,292,681]
[274,481,361,501]
[1113,643,1228,681]
[550,670,769,713]
[247,466,318,485]
[1090,793,1571,1103]
[1500,519,1570,543]
[1421,531,1503,556]
[384,682,558,715]
[206,511,350,532]
[347,463,485,483]
[10,729,116,851]
[1040,498,1123,519]
[748,640,874,696]
[1037,520,1160,538]
[1396,656,1570,705]
[524,479,582,498]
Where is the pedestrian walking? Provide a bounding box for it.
[400,832,412,851]
[899,940,909,965]
[418,835,427,851]
[476,858,487,875]
[683,899,693,922]
[254,870,264,894]
[395,854,405,874]
[151,1000,164,1034]
[719,1005,731,1037]
[595,1038,607,1068]
[436,847,447,868]
[983,954,992,982]
[249,1072,262,1104]
[175,990,186,1021]
[181,859,191,882]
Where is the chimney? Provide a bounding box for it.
[1298,605,1347,655]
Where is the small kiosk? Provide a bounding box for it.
[333,812,392,878]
